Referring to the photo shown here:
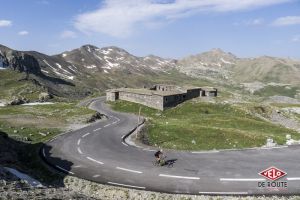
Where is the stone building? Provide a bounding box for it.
[106,85,217,110]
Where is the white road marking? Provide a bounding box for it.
[122,142,128,146]
[122,135,126,139]
[112,121,117,124]
[56,165,74,175]
[104,124,111,127]
[159,174,200,180]
[199,191,248,195]
[116,167,143,174]
[77,147,83,154]
[191,150,219,154]
[73,165,82,168]
[93,174,100,178]
[86,157,104,165]
[220,178,265,182]
[287,177,300,181]
[107,182,145,189]
[261,146,288,150]
[77,139,81,145]
[82,132,90,138]
[93,127,102,132]
[42,148,46,157]
[143,148,157,152]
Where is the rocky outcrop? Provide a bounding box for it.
[8,97,30,106]
[0,45,41,75]
[39,92,53,102]
[86,112,105,123]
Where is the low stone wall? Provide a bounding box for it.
[119,91,164,110]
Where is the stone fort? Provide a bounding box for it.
[106,84,217,110]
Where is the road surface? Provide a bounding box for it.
[42,97,300,195]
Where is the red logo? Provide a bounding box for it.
[259,166,287,181]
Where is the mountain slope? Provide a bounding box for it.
[178,49,300,86]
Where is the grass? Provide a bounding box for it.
[253,85,299,98]
[0,102,96,183]
[0,70,45,100]
[109,100,300,151]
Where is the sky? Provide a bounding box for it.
[0,0,299,59]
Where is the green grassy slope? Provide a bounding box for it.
[109,100,300,151]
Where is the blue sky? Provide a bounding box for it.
[0,0,299,59]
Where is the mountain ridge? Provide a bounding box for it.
[1,43,299,100]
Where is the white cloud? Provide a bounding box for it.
[272,16,300,26]
[18,31,29,36]
[234,18,264,26]
[250,18,264,25]
[74,0,291,37]
[292,35,300,42]
[60,30,77,39]
[0,20,12,27]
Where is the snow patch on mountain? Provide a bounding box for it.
[55,63,73,75]
[68,65,77,72]
[87,46,91,53]
[43,60,74,80]
[221,58,234,65]
[86,65,97,69]
[94,53,103,60]
[62,53,67,57]
[41,69,49,74]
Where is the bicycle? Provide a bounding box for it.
[152,155,174,168]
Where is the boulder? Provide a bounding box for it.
[38,92,52,102]
[8,97,29,105]
[87,112,105,123]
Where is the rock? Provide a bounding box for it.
[38,92,52,102]
[86,112,104,123]
[8,97,29,105]
[265,138,277,147]
[38,132,46,136]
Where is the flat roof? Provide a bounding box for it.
[118,88,185,96]
[106,85,216,96]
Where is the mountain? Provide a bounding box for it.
[177,48,300,86]
[0,44,184,100]
[1,44,300,101]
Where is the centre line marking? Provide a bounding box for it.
[287,177,300,181]
[86,157,104,165]
[77,139,81,145]
[56,165,74,175]
[191,150,219,154]
[104,124,111,127]
[159,174,200,180]
[93,127,102,132]
[93,174,100,178]
[107,182,145,189]
[82,132,90,138]
[77,147,83,154]
[220,178,265,182]
[199,191,248,195]
[116,167,143,174]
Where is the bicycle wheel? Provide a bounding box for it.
[167,161,174,168]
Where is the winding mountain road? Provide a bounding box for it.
[42,97,300,195]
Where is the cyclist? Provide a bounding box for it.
[154,150,165,166]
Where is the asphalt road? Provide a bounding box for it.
[43,97,300,195]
